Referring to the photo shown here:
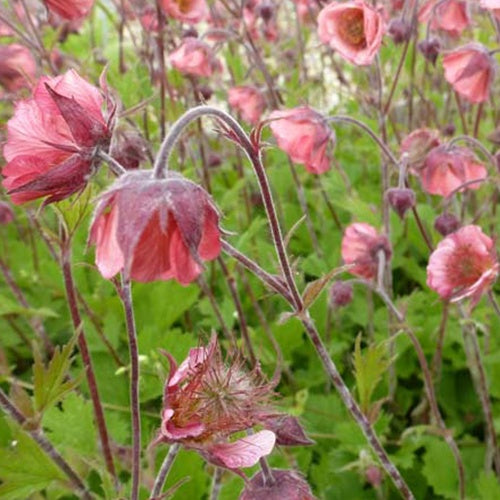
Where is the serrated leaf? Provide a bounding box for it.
[352,335,391,416]
[422,439,459,499]
[476,471,500,500]
[0,295,58,319]
[33,333,81,414]
[0,422,66,499]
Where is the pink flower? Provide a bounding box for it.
[228,86,266,125]
[341,223,392,280]
[442,44,495,104]
[293,0,319,23]
[43,0,94,20]
[169,38,221,78]
[2,70,112,205]
[418,146,487,197]
[401,128,441,171]
[481,0,500,21]
[269,106,334,174]
[161,0,208,24]
[0,44,36,93]
[427,225,499,307]
[153,335,276,469]
[88,170,221,285]
[418,0,470,37]
[318,0,385,66]
[243,1,279,42]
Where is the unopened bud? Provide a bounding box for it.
[182,27,198,38]
[241,469,315,500]
[329,281,353,308]
[386,188,416,218]
[418,38,441,65]
[258,1,274,22]
[434,213,460,236]
[442,123,455,137]
[265,416,314,446]
[365,466,383,488]
[388,18,411,44]
[197,84,213,101]
[207,153,222,168]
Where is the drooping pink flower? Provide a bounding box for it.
[341,223,392,280]
[481,0,500,21]
[153,335,277,469]
[88,170,221,285]
[318,1,385,66]
[241,469,315,500]
[43,0,95,20]
[228,86,266,125]
[427,225,499,307]
[169,38,221,78]
[293,0,319,23]
[269,106,334,174]
[418,0,470,37]
[0,44,37,93]
[418,146,487,197]
[2,70,112,205]
[161,0,208,24]
[400,128,441,171]
[442,44,494,104]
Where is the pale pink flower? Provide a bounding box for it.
[442,44,495,104]
[228,86,266,125]
[269,106,334,174]
[2,70,112,204]
[480,0,500,21]
[419,146,487,197]
[400,128,441,171]
[427,225,499,307]
[341,223,392,280]
[43,0,94,20]
[418,0,470,37]
[161,0,208,24]
[169,38,221,78]
[318,0,385,66]
[153,335,277,469]
[88,170,221,285]
[0,44,36,93]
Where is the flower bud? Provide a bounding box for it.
[386,188,416,218]
[197,84,213,101]
[183,27,198,38]
[0,201,15,225]
[418,38,441,65]
[265,416,314,446]
[207,153,222,168]
[388,18,411,44]
[258,1,274,22]
[329,281,353,308]
[434,213,460,236]
[241,469,315,500]
[365,465,383,488]
[442,123,456,137]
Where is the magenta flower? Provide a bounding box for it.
[341,223,392,280]
[442,44,495,104]
[88,170,221,285]
[269,106,333,174]
[2,69,112,205]
[160,0,208,24]
[418,146,487,198]
[153,335,276,469]
[169,38,221,78]
[228,86,266,125]
[427,225,499,307]
[43,0,95,20]
[318,0,385,66]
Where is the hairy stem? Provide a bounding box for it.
[150,443,180,499]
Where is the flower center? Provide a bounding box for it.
[173,0,192,13]
[338,9,366,48]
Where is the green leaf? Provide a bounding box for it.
[0,422,66,499]
[352,335,391,415]
[422,438,459,499]
[33,333,82,414]
[475,471,500,500]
